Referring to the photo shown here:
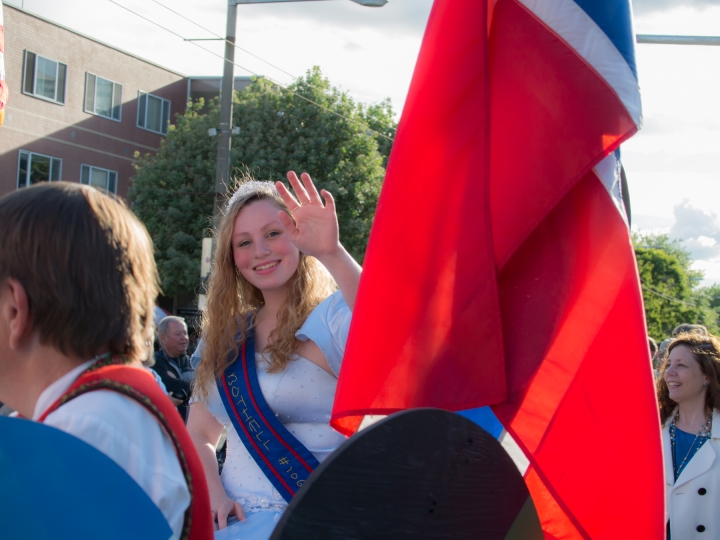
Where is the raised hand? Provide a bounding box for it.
[275,172,341,259]
[276,171,362,310]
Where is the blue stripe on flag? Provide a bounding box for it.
[571,0,637,80]
[458,406,504,439]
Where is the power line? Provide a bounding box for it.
[640,278,698,308]
[150,0,300,84]
[8,106,159,152]
[106,0,256,76]
[149,0,398,136]
[3,124,137,162]
[106,0,395,142]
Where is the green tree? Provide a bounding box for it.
[228,68,387,260]
[690,284,720,335]
[361,98,397,167]
[633,233,720,339]
[130,67,392,299]
[130,101,217,300]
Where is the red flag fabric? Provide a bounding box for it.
[333,0,505,435]
[332,0,664,537]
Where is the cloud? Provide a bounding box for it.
[672,200,719,238]
[633,0,720,16]
[21,0,432,43]
[623,149,720,177]
[632,213,673,230]
[691,258,720,286]
[343,41,364,52]
[670,200,720,259]
[217,0,433,36]
[638,115,720,137]
[683,236,720,260]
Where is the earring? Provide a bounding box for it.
[704,381,709,387]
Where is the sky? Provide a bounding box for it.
[5,0,720,284]
[622,1,720,285]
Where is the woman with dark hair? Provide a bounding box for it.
[659,332,720,539]
[187,172,360,538]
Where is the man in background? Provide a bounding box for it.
[153,316,195,423]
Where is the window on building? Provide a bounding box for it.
[84,73,122,121]
[23,51,67,104]
[17,150,62,189]
[80,164,118,195]
[137,91,171,134]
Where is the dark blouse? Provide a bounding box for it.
[673,427,709,481]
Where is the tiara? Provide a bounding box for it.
[225,180,280,212]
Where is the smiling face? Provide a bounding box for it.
[664,345,708,405]
[232,198,300,296]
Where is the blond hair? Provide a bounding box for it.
[0,182,158,361]
[195,180,335,399]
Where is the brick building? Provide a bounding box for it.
[0,5,258,320]
[0,5,251,201]
[0,5,188,199]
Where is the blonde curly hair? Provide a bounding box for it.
[194,179,335,400]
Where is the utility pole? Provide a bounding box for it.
[214,0,239,221]
[201,0,388,310]
[212,0,387,223]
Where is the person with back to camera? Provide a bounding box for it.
[187,172,360,537]
[0,182,212,539]
[659,332,720,539]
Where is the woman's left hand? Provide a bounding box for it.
[276,171,341,259]
[277,171,362,310]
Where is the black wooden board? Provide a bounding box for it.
[270,408,543,540]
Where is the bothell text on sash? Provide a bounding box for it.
[217,326,319,502]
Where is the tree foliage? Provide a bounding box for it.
[361,98,397,167]
[129,102,217,299]
[633,233,720,340]
[130,67,395,298]
[228,68,390,260]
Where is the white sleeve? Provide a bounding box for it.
[190,339,205,370]
[295,291,352,377]
[146,366,168,392]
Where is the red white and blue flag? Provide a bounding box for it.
[332,0,664,538]
[0,0,7,126]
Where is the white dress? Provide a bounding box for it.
[192,291,352,539]
[204,352,347,513]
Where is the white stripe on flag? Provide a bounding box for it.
[498,429,530,476]
[593,151,629,226]
[357,414,386,431]
[518,0,641,127]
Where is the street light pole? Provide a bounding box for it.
[214,0,239,221]
[213,0,387,222]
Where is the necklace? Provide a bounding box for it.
[669,411,712,480]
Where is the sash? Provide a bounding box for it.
[217,326,319,502]
[38,355,214,540]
